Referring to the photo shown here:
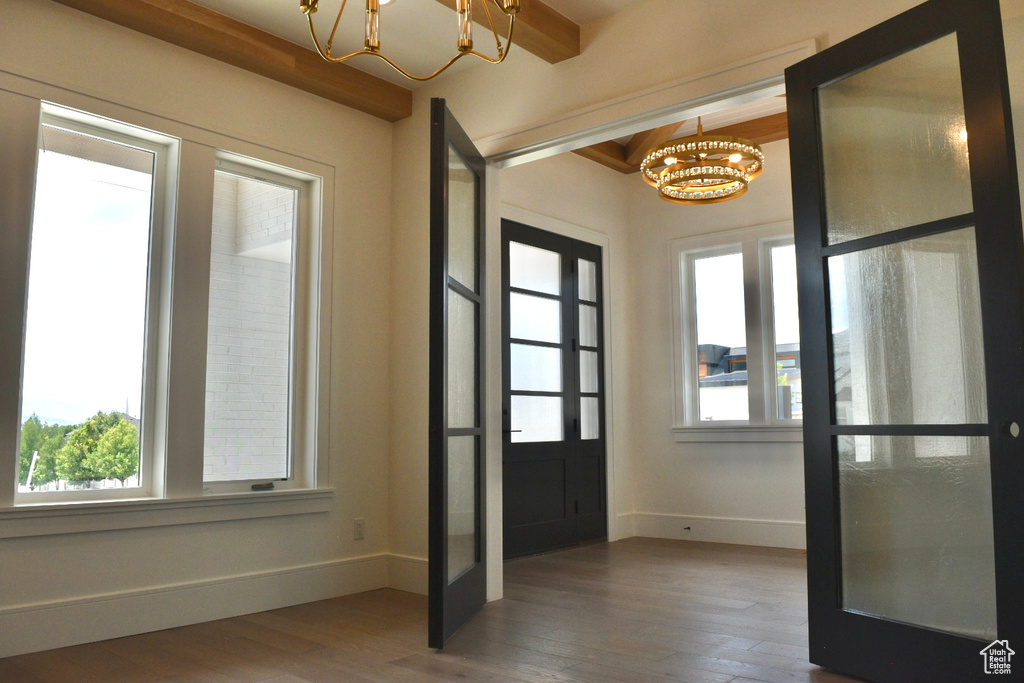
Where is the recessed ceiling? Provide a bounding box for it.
[188,0,643,86]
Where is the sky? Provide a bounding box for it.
[693,245,802,350]
[19,149,152,426]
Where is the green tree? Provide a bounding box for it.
[56,420,102,484]
[88,419,139,486]
[19,415,75,488]
[777,361,789,386]
[19,415,44,486]
[33,422,73,487]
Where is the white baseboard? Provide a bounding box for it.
[387,553,427,595]
[613,511,636,539]
[0,553,389,659]
[627,512,806,550]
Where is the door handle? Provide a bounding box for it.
[503,429,522,433]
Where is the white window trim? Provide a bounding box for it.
[11,104,176,505]
[0,89,334,528]
[200,154,322,494]
[669,220,802,442]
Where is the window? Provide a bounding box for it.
[203,159,314,488]
[4,103,326,511]
[15,109,171,502]
[671,222,801,437]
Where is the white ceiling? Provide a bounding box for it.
[189,0,646,86]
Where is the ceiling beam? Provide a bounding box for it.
[708,112,790,146]
[572,140,633,174]
[51,0,413,122]
[624,123,684,167]
[575,112,791,175]
[434,0,580,64]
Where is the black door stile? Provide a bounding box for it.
[501,220,607,559]
[428,98,487,649]
[787,0,1024,680]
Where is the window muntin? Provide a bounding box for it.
[16,113,168,501]
[675,227,800,429]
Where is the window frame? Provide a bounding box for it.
[202,154,321,494]
[12,104,176,504]
[670,221,802,443]
[0,93,332,531]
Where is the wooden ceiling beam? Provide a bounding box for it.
[434,0,580,64]
[575,112,790,175]
[51,0,413,122]
[708,112,790,146]
[572,140,633,174]
[624,123,684,167]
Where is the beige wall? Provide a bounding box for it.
[625,139,807,548]
[501,153,638,541]
[0,0,394,657]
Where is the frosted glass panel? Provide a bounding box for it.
[581,397,599,440]
[510,292,560,343]
[511,395,563,442]
[830,227,986,425]
[511,344,561,392]
[510,241,560,295]
[447,290,477,428]
[578,258,597,302]
[819,33,972,244]
[448,145,477,291]
[447,435,476,583]
[580,350,599,394]
[579,303,598,347]
[838,435,995,639]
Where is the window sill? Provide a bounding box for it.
[0,488,334,539]
[672,425,803,443]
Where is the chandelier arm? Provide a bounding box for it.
[327,0,350,53]
[304,5,515,80]
[480,0,503,56]
[306,15,333,61]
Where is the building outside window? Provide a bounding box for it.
[671,222,801,436]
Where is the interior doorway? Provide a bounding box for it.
[501,219,608,559]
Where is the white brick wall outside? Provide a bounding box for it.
[204,172,295,481]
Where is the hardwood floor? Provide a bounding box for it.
[0,538,864,682]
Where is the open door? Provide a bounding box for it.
[787,0,1024,679]
[500,220,608,559]
[428,98,487,649]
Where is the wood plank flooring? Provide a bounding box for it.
[0,538,864,682]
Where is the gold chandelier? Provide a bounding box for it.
[640,118,764,205]
[300,0,521,82]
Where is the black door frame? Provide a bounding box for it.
[500,219,608,560]
[428,98,487,649]
[787,0,1024,679]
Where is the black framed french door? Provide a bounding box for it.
[428,98,486,649]
[787,0,1024,679]
[501,220,607,559]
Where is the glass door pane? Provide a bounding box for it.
[819,32,973,244]
[447,145,477,292]
[817,34,995,640]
